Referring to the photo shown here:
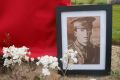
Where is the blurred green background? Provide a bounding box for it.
[112,5,120,44]
[71,0,107,4]
[71,0,120,44]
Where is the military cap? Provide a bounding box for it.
[71,17,96,24]
[71,17,96,29]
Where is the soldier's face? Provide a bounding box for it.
[74,21,92,46]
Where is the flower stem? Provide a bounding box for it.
[62,58,70,80]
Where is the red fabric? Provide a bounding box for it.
[0,0,70,57]
[62,0,71,5]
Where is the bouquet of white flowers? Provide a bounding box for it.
[1,45,78,80]
[2,45,31,67]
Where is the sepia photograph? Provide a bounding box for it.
[56,5,112,75]
[67,16,100,64]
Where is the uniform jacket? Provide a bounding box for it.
[68,42,100,64]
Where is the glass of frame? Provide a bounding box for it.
[56,5,112,75]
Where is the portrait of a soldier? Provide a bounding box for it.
[68,17,100,64]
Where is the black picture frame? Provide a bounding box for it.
[56,5,112,75]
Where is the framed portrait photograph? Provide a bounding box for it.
[56,5,112,75]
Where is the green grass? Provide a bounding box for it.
[71,0,107,5]
[112,5,120,43]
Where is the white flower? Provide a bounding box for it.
[36,55,59,76]
[72,58,78,63]
[60,58,62,61]
[2,47,11,58]
[53,57,58,61]
[3,59,13,67]
[42,68,50,76]
[37,57,40,60]
[68,49,74,53]
[2,45,31,67]
[74,51,77,54]
[36,62,40,66]
[3,47,9,53]
[40,55,49,67]
[49,62,58,69]
[39,55,59,68]
[67,64,73,70]
[62,49,78,64]
[31,58,34,61]
[13,55,19,59]
[24,56,29,61]
[3,53,10,58]
[13,59,22,65]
